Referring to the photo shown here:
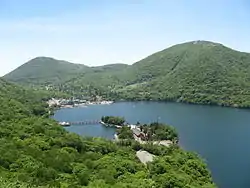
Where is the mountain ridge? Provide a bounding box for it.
[4,56,131,85]
[4,40,250,107]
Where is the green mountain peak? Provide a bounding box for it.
[4,40,250,107]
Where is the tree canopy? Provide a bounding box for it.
[117,126,134,139]
[141,122,178,142]
[101,116,125,126]
[0,78,216,187]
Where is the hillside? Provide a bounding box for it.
[4,57,90,85]
[117,41,250,107]
[51,40,250,107]
[4,57,129,88]
[0,78,49,118]
[0,78,216,187]
[5,40,250,107]
[91,63,129,72]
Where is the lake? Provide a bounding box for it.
[53,101,250,188]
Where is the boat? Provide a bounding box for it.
[59,122,70,126]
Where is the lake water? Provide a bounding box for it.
[53,101,250,188]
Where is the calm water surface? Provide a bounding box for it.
[53,101,250,188]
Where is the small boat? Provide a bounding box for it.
[59,122,70,126]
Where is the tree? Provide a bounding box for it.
[117,127,133,139]
[101,116,125,126]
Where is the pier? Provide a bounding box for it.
[59,120,100,126]
[58,119,130,127]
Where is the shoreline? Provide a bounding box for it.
[49,96,250,111]
[48,99,114,109]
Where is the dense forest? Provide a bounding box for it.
[5,40,250,108]
[0,78,216,187]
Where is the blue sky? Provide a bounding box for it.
[0,0,250,75]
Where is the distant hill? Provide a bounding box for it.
[4,57,90,85]
[5,40,250,107]
[4,57,129,86]
[64,40,250,107]
[117,40,250,107]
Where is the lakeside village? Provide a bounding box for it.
[47,97,114,108]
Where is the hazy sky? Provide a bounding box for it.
[1,0,250,76]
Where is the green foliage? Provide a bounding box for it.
[145,122,178,142]
[101,116,125,126]
[0,78,216,187]
[148,149,215,188]
[117,126,134,139]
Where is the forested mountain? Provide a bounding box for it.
[4,57,129,86]
[0,78,215,187]
[5,40,250,107]
[116,41,250,107]
[4,57,90,85]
